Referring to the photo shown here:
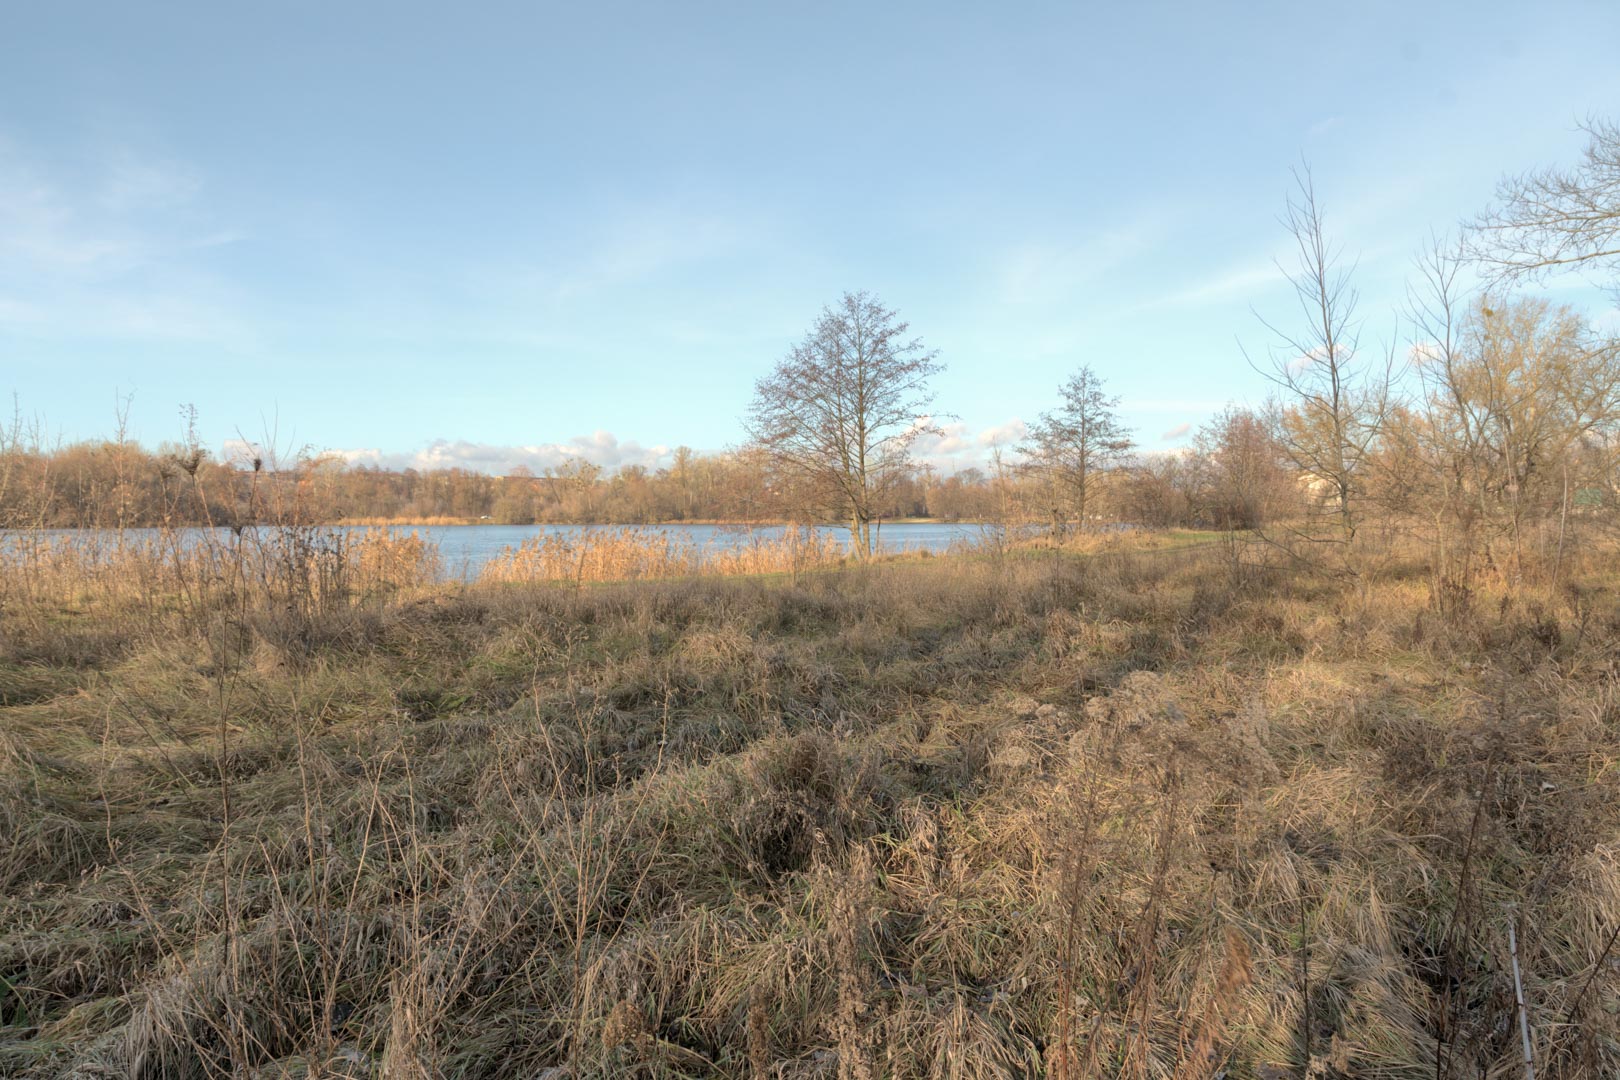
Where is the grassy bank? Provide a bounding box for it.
[1,535,1617,1077]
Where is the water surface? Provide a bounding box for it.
[12,522,987,580]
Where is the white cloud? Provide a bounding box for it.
[330,420,1038,479]
[1407,339,1446,367]
[1280,344,1361,375]
[1161,422,1192,440]
[905,417,1029,473]
[333,431,672,475]
[908,418,973,458]
[976,418,1028,447]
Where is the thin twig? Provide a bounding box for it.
[1509,921,1535,1080]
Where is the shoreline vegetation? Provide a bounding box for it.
[262,516,971,529]
[3,522,1619,1076]
[0,516,973,531]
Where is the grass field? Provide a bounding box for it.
[1,531,1617,1077]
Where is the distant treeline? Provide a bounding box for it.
[0,408,1308,531]
[0,440,1004,527]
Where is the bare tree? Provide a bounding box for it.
[1118,449,1193,529]
[1190,406,1294,530]
[1437,297,1614,574]
[1394,210,1620,586]
[1469,117,1620,290]
[745,291,943,559]
[541,459,604,523]
[1399,234,1486,588]
[1020,365,1135,535]
[1251,167,1394,557]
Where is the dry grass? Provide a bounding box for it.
[2,530,1618,1077]
[479,526,848,584]
[0,528,437,625]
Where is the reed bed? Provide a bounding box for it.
[0,526,439,630]
[478,525,848,584]
[338,515,481,527]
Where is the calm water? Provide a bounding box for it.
[414,522,981,577]
[13,522,986,580]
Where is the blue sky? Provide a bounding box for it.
[4,0,1618,474]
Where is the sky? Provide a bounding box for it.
[3,0,1619,475]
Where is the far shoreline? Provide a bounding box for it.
[328,516,982,528]
[7,517,987,530]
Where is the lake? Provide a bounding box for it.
[10,522,988,580]
[415,522,983,577]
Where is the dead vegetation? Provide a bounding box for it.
[2,531,1618,1077]
[478,526,847,584]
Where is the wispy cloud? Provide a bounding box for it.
[991,209,1177,307]
[1161,422,1192,440]
[1153,260,1281,309]
[95,148,202,212]
[475,201,776,308]
[0,153,132,275]
[1124,397,1229,413]
[569,207,762,294]
[0,133,249,343]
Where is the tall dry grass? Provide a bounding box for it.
[1,533,1618,1077]
[0,528,438,639]
[479,526,847,585]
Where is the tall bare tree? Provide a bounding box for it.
[745,291,943,558]
[1469,117,1620,290]
[1020,365,1134,535]
[1251,168,1394,556]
